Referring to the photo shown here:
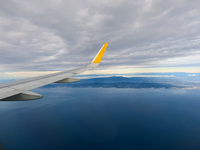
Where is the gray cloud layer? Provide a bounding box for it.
[0,0,200,72]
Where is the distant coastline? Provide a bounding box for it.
[40,76,200,89]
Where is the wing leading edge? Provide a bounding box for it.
[0,43,109,101]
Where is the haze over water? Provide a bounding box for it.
[0,88,200,150]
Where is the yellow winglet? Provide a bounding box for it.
[92,43,108,63]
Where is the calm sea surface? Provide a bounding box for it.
[0,88,200,150]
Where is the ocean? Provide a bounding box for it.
[0,88,200,150]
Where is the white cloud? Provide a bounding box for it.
[188,74,197,76]
[187,9,199,17]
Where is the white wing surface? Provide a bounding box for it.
[0,43,108,101]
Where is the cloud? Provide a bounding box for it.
[0,0,200,74]
[188,74,197,76]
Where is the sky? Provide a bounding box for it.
[0,0,200,79]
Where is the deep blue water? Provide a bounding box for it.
[0,88,200,150]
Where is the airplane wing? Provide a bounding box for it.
[0,43,108,101]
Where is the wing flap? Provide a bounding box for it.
[55,77,81,83]
[0,89,23,100]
